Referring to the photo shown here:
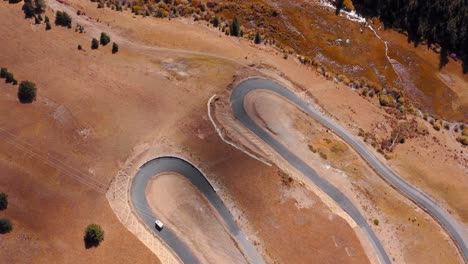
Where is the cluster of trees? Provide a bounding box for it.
[21,0,45,18]
[90,33,119,54]
[1,68,37,103]
[350,0,468,72]
[0,68,18,85]
[55,11,72,28]
[0,192,12,234]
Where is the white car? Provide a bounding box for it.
[155,219,164,231]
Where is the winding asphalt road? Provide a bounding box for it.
[131,157,264,264]
[231,78,468,263]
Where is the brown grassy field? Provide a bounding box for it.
[0,1,371,263]
[0,0,465,263]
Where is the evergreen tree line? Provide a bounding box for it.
[349,0,468,73]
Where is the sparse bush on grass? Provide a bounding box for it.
[379,94,396,107]
[0,193,8,210]
[278,171,293,187]
[308,144,317,153]
[75,24,85,33]
[423,113,429,121]
[316,66,325,75]
[362,87,369,96]
[18,81,37,103]
[456,136,468,146]
[462,128,468,136]
[100,32,110,46]
[84,224,104,248]
[91,38,99,49]
[330,144,344,154]
[112,42,119,54]
[55,11,72,27]
[0,219,12,234]
[319,150,328,160]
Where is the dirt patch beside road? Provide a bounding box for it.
[145,173,248,264]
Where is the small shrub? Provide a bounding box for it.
[212,15,219,27]
[0,68,7,78]
[84,224,104,248]
[91,38,99,49]
[423,113,429,121]
[44,15,49,23]
[5,72,15,83]
[18,81,37,103]
[0,219,12,234]
[254,31,261,44]
[112,42,119,54]
[100,32,110,46]
[0,193,8,210]
[308,144,317,153]
[433,122,441,131]
[45,21,51,30]
[373,219,379,226]
[319,150,328,160]
[78,44,82,50]
[12,79,18,85]
[229,17,240,37]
